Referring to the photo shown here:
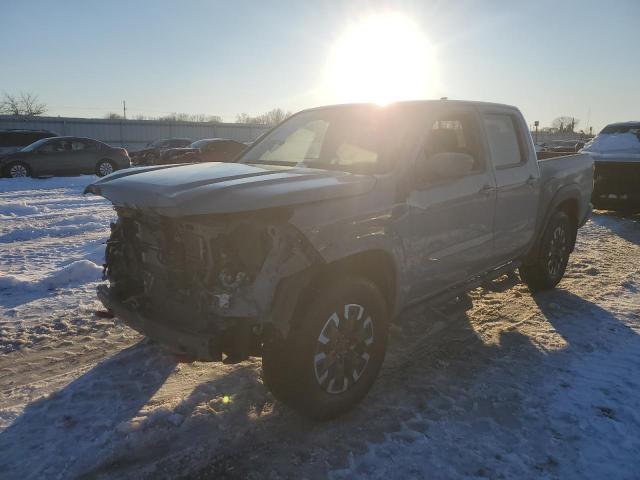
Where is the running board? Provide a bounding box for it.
[406,261,522,311]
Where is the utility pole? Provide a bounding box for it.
[534,120,539,143]
[123,100,127,120]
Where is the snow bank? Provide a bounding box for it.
[0,260,103,292]
[0,201,44,218]
[583,132,640,155]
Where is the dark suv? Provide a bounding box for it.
[0,129,57,155]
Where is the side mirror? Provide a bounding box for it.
[416,152,474,182]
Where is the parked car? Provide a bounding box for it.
[130,138,192,165]
[86,100,593,419]
[1,136,130,178]
[581,121,640,210]
[0,129,57,155]
[157,138,247,165]
[548,140,585,153]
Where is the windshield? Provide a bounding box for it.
[600,123,640,136]
[148,139,165,147]
[238,106,401,173]
[21,137,54,152]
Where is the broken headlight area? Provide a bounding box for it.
[101,207,317,360]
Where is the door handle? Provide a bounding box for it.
[526,175,538,186]
[479,184,495,196]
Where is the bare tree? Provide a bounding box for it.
[20,92,47,115]
[104,112,124,119]
[236,108,291,126]
[0,92,47,116]
[551,116,580,133]
[0,93,21,115]
[158,112,223,123]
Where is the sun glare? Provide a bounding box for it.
[327,13,436,105]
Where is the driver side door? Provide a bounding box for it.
[403,106,497,301]
[29,139,68,175]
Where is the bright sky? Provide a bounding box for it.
[2,0,638,131]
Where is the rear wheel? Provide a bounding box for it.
[96,159,115,177]
[6,161,31,178]
[262,276,389,420]
[519,210,574,292]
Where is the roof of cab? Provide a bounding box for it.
[302,99,519,113]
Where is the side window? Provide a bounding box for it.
[0,134,14,147]
[482,114,525,168]
[71,140,89,151]
[206,142,222,152]
[423,111,483,172]
[40,140,64,153]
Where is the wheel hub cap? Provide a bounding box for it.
[314,304,374,394]
[10,164,27,177]
[99,163,113,175]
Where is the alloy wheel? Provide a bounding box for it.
[9,164,28,178]
[547,225,568,277]
[98,162,114,176]
[313,303,374,394]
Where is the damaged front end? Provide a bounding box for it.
[99,207,319,362]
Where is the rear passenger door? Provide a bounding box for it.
[404,106,497,300]
[479,108,540,263]
[68,139,98,174]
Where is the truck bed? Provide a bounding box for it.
[537,152,594,226]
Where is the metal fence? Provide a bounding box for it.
[0,115,270,151]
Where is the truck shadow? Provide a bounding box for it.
[0,341,177,479]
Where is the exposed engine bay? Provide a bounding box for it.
[100,207,319,361]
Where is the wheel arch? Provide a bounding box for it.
[269,249,398,339]
[525,185,581,262]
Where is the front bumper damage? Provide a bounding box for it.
[98,207,321,361]
[98,284,218,359]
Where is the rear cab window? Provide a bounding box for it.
[482,113,527,169]
[419,108,486,179]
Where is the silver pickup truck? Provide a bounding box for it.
[86,100,593,419]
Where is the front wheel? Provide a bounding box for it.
[519,210,574,292]
[6,161,31,178]
[262,276,389,420]
[96,160,115,177]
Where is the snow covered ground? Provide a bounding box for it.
[1,176,639,479]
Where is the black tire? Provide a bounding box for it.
[519,210,574,292]
[96,159,116,177]
[5,161,31,178]
[262,276,389,420]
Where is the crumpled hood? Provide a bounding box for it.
[85,162,376,216]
